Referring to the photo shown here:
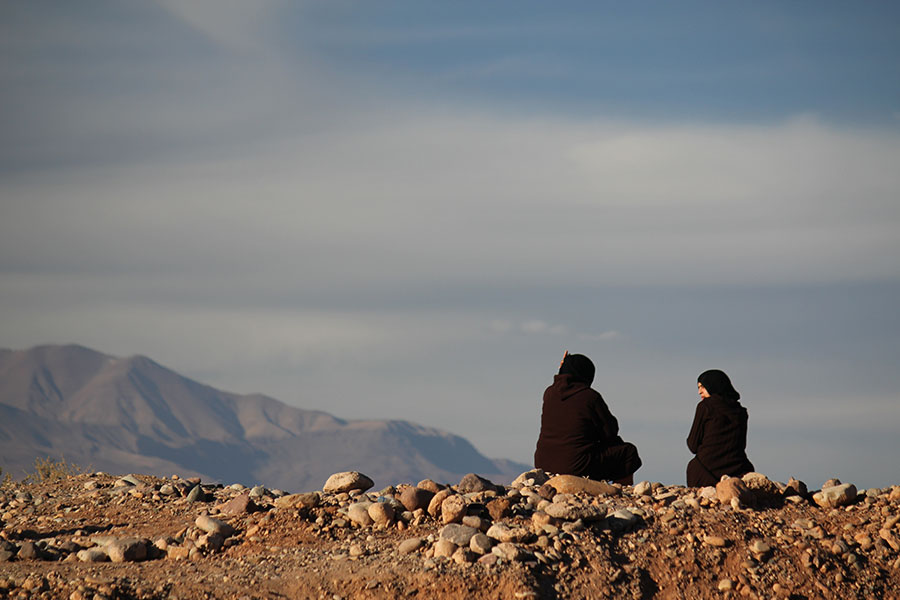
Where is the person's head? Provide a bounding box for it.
[559,353,595,385]
[697,369,740,401]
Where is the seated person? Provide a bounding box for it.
[686,369,755,487]
[534,352,642,484]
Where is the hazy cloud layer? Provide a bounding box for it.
[1,2,899,488]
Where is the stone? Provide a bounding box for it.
[716,477,754,507]
[249,485,269,498]
[428,489,453,517]
[813,483,857,508]
[633,481,652,497]
[749,540,770,554]
[221,491,259,515]
[441,494,467,524]
[546,475,619,496]
[608,509,641,532]
[186,485,206,503]
[486,522,531,543]
[347,502,374,527]
[511,469,550,488]
[784,477,808,498]
[76,547,109,563]
[487,497,513,520]
[453,547,476,564]
[470,533,493,555]
[274,492,320,510]
[492,542,529,562]
[105,538,148,563]
[17,541,44,560]
[440,524,479,546]
[458,473,501,494]
[704,536,728,547]
[324,471,374,494]
[433,539,457,558]
[195,515,235,537]
[417,479,442,493]
[718,579,733,591]
[462,515,490,531]
[197,532,225,552]
[368,502,395,526]
[398,537,424,555]
[399,487,434,512]
[880,529,900,551]
[544,501,607,522]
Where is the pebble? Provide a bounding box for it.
[717,578,733,591]
[398,538,424,555]
[704,536,728,548]
[433,539,457,558]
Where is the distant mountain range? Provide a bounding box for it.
[0,345,528,491]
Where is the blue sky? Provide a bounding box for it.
[1,1,899,489]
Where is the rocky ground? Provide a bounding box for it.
[0,469,898,600]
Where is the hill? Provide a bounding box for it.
[0,344,528,490]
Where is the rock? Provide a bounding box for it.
[17,541,44,560]
[880,529,900,551]
[462,515,490,531]
[718,579,733,591]
[186,485,206,503]
[441,494,467,524]
[249,485,269,498]
[0,540,16,562]
[428,489,453,517]
[749,540,771,554]
[511,469,550,488]
[197,532,225,552]
[398,537,424,555]
[274,492,320,510]
[784,477,808,498]
[368,502,395,527]
[159,484,176,496]
[608,509,641,532]
[487,497,513,521]
[433,539,457,558]
[823,478,842,489]
[76,547,109,563]
[347,502,374,527]
[440,524,479,546]
[105,538,148,563]
[546,475,619,496]
[195,515,235,537]
[221,491,259,515]
[704,536,728,547]
[470,533,493,555]
[399,487,434,512]
[742,472,782,504]
[698,486,717,501]
[417,479,442,493]
[492,542,530,562]
[716,477,754,507]
[813,484,857,508]
[458,473,501,494]
[544,501,607,522]
[633,481,652,497]
[486,522,531,543]
[323,471,374,494]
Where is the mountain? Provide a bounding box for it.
[0,345,529,491]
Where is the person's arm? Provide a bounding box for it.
[686,401,706,453]
[591,392,623,445]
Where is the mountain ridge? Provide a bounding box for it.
[0,344,528,490]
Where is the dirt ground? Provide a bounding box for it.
[1,471,898,600]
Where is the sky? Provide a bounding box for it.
[1,1,899,489]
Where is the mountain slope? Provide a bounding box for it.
[0,345,528,490]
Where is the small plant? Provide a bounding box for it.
[24,456,83,483]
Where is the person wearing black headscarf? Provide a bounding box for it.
[534,352,642,484]
[686,369,755,487]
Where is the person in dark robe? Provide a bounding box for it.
[686,369,755,487]
[534,352,642,484]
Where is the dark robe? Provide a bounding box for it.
[686,394,754,487]
[534,374,641,481]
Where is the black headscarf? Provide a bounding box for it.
[559,353,595,386]
[698,369,740,401]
